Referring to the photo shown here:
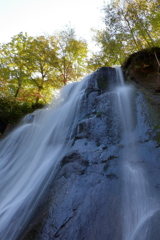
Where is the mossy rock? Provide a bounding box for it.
[97,75,108,90]
[156,131,160,143]
[122,47,160,91]
[96,68,109,90]
[95,67,117,92]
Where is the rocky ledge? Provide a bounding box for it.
[22,66,160,240]
[122,47,160,108]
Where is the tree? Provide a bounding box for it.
[54,26,88,85]
[0,29,89,105]
[0,29,89,123]
[21,35,60,104]
[91,0,160,66]
[0,33,30,99]
[0,33,66,104]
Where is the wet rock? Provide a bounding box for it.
[22,66,160,240]
[32,149,123,240]
[132,210,160,240]
[21,67,123,240]
[122,47,160,107]
[96,67,117,91]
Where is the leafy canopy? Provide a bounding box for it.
[0,28,88,106]
[90,0,160,67]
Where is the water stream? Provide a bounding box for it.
[0,77,89,240]
[0,68,159,240]
[116,67,158,240]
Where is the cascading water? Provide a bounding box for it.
[116,67,159,240]
[0,67,159,240]
[0,77,89,240]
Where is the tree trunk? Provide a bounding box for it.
[14,85,21,98]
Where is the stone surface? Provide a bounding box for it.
[22,67,160,240]
[132,210,160,240]
[122,47,160,107]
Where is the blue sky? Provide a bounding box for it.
[0,0,108,47]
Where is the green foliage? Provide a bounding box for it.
[96,112,102,118]
[0,97,46,124]
[87,52,107,72]
[0,28,89,116]
[97,74,108,90]
[54,26,88,84]
[90,0,160,67]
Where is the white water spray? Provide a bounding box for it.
[0,77,89,240]
[0,68,159,240]
[116,67,158,240]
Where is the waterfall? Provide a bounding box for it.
[115,67,159,240]
[0,67,159,240]
[0,76,89,240]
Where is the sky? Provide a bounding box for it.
[0,0,109,48]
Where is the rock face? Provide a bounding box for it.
[122,47,160,107]
[132,210,160,240]
[22,67,160,240]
